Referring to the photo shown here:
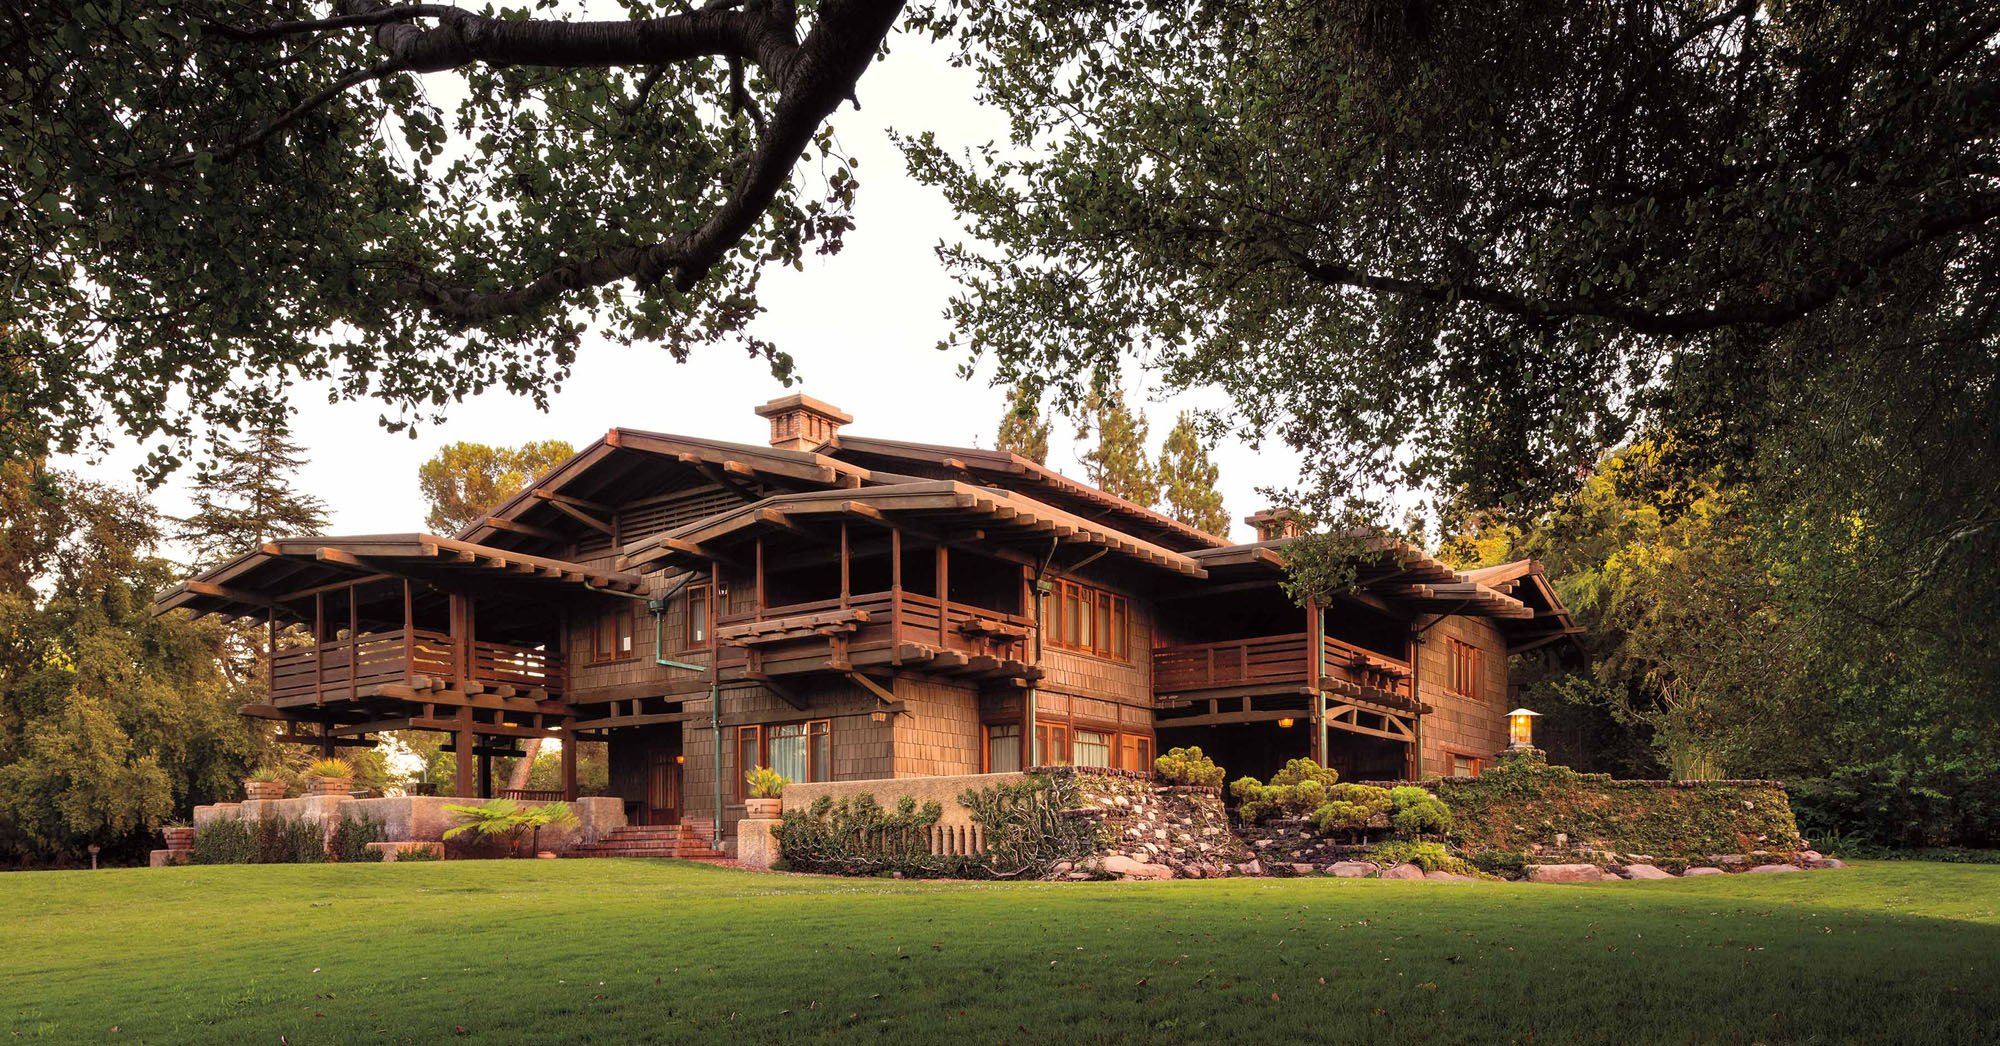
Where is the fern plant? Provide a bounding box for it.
[444,799,579,856]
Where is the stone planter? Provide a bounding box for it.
[305,776,353,798]
[744,797,783,819]
[243,780,287,801]
[162,826,195,851]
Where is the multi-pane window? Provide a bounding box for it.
[1048,579,1129,660]
[983,723,1023,773]
[591,606,636,663]
[1445,638,1481,697]
[1034,722,1071,765]
[1119,734,1155,774]
[736,719,830,799]
[684,582,711,647]
[1451,753,1482,778]
[1073,729,1112,768]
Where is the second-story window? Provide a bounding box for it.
[1445,637,1481,697]
[685,582,711,647]
[1048,579,1128,660]
[593,605,635,663]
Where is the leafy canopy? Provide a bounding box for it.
[417,439,576,534]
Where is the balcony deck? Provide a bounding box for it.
[270,629,567,708]
[1151,633,1417,711]
[716,589,1038,682]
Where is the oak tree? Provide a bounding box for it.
[417,439,576,534]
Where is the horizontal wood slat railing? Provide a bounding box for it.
[1153,633,1413,697]
[498,788,565,802]
[718,590,1034,667]
[270,628,562,703]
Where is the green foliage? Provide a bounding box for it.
[1435,756,1803,859]
[774,771,1106,880]
[395,844,443,862]
[1310,783,1394,839]
[417,441,577,535]
[443,799,579,857]
[189,817,326,865]
[994,383,1051,465]
[173,413,328,564]
[744,766,788,800]
[1151,746,1225,788]
[1789,768,2000,851]
[328,812,387,864]
[1388,786,1453,840]
[6,4,894,476]
[1156,413,1228,537]
[1077,384,1157,507]
[0,465,268,866]
[1362,841,1481,877]
[1231,759,1341,823]
[245,766,282,783]
[305,758,352,779]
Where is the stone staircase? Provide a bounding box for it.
[565,820,732,863]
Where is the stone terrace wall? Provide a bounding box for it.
[192,795,625,858]
[1063,767,1257,879]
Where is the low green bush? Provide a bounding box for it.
[1153,746,1225,787]
[191,817,327,864]
[774,771,1107,880]
[1309,783,1393,838]
[329,812,387,863]
[1389,786,1452,839]
[1231,759,1341,822]
[1364,840,1483,877]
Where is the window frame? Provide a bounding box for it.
[593,604,637,663]
[1445,637,1481,698]
[1047,579,1130,661]
[735,718,831,801]
[684,581,712,649]
[982,723,1024,774]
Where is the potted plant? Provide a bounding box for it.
[243,767,287,801]
[303,757,354,797]
[161,822,195,851]
[743,766,788,819]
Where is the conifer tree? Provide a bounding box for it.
[1158,413,1230,537]
[175,414,329,564]
[1079,386,1158,506]
[995,383,1051,464]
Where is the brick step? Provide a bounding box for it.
[566,848,732,860]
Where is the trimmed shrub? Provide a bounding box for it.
[1232,759,1342,823]
[329,812,387,863]
[1364,840,1483,877]
[1153,746,1225,787]
[1310,783,1393,839]
[1389,786,1452,839]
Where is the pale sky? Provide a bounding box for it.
[59,23,1304,553]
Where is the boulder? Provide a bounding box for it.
[1379,863,1427,880]
[1746,863,1801,874]
[1801,857,1847,870]
[1424,870,1477,882]
[1526,863,1605,883]
[1328,861,1378,878]
[1622,864,1675,880]
[1102,854,1174,880]
[1682,866,1726,876]
[1289,862,1317,876]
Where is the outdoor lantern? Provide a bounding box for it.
[1507,708,1541,749]
[1276,717,1295,729]
[674,754,685,765]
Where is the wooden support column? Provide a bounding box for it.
[313,591,324,702]
[401,578,415,686]
[265,609,277,703]
[560,727,579,802]
[936,545,949,646]
[319,722,335,759]
[478,748,493,799]
[348,581,359,704]
[890,528,903,655]
[1307,599,1325,766]
[448,593,469,687]
[839,522,850,609]
[754,538,765,615]
[453,712,475,799]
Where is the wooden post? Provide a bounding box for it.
[560,727,579,802]
[348,581,359,704]
[319,722,335,759]
[1307,600,1324,766]
[935,545,949,646]
[478,749,493,799]
[890,527,903,648]
[265,608,277,703]
[454,712,475,799]
[401,578,414,686]
[754,537,765,614]
[839,522,850,609]
[313,590,324,702]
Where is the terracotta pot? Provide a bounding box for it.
[306,776,353,797]
[744,797,783,819]
[243,780,287,801]
[162,826,196,851]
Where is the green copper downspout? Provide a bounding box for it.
[649,585,720,845]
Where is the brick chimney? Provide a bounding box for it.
[754,393,852,451]
[1246,508,1307,542]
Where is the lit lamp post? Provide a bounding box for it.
[1506,708,1541,750]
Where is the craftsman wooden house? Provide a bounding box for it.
[155,395,1577,843]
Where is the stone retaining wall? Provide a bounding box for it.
[1065,769,1256,879]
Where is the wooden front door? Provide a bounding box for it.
[645,754,681,825]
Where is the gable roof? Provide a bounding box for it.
[824,435,1229,554]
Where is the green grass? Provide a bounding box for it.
[4,861,1997,1044]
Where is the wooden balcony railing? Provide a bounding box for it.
[1152,633,1413,700]
[270,628,564,705]
[716,589,1034,669]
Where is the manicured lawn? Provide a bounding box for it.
[3,861,1996,1043]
